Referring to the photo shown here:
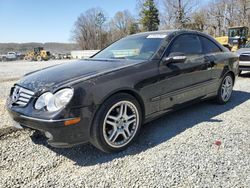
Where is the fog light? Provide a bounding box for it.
[45,131,53,140]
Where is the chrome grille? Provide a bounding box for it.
[11,85,35,107]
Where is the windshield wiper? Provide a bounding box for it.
[110,57,127,60]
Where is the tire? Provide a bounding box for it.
[27,57,33,61]
[90,93,142,153]
[216,73,234,104]
[36,56,42,61]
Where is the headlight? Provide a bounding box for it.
[34,92,53,110]
[35,88,74,112]
[47,88,74,112]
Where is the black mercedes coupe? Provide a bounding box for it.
[7,30,239,152]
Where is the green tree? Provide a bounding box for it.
[139,0,160,31]
[128,22,140,34]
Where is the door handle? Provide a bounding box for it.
[204,55,216,67]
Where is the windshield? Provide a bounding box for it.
[92,35,166,60]
[228,28,248,38]
[245,42,250,48]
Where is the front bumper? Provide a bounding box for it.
[7,106,93,148]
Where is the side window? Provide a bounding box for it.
[199,36,222,54]
[169,34,202,55]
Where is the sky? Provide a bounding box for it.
[0,0,210,43]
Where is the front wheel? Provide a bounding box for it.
[216,73,234,104]
[90,93,142,153]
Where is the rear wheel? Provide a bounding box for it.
[36,55,42,61]
[91,93,142,153]
[216,73,234,104]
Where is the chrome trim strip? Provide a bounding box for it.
[18,97,29,102]
[16,101,27,105]
[19,115,76,123]
[150,79,215,102]
[19,87,35,95]
[20,93,32,99]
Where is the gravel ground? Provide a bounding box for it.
[0,60,76,82]
[0,61,250,187]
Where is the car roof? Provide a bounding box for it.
[129,29,218,43]
[130,29,212,38]
[130,30,178,36]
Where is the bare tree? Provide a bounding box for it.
[238,0,250,26]
[72,8,108,50]
[162,0,199,29]
[202,0,250,36]
[108,10,140,42]
[111,10,134,35]
[72,0,250,50]
[185,10,208,31]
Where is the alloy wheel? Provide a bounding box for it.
[221,75,233,102]
[103,101,139,148]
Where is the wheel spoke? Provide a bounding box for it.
[121,130,128,140]
[107,115,118,121]
[127,119,136,125]
[118,104,124,118]
[123,103,127,116]
[225,79,229,87]
[124,126,132,137]
[222,90,227,100]
[127,114,136,121]
[109,129,119,142]
[106,120,117,127]
[225,90,229,100]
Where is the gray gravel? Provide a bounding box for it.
[0,61,250,187]
[0,60,75,82]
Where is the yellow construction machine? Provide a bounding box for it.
[215,26,250,52]
[24,47,51,61]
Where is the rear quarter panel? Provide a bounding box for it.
[212,52,239,81]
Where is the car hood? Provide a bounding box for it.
[236,48,250,55]
[17,59,143,93]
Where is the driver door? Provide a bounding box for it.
[158,34,212,111]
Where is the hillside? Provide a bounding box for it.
[0,42,81,54]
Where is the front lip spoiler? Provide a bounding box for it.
[19,115,75,123]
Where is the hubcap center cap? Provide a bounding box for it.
[117,120,125,129]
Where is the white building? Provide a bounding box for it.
[71,50,99,59]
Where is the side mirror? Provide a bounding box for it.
[163,52,187,65]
